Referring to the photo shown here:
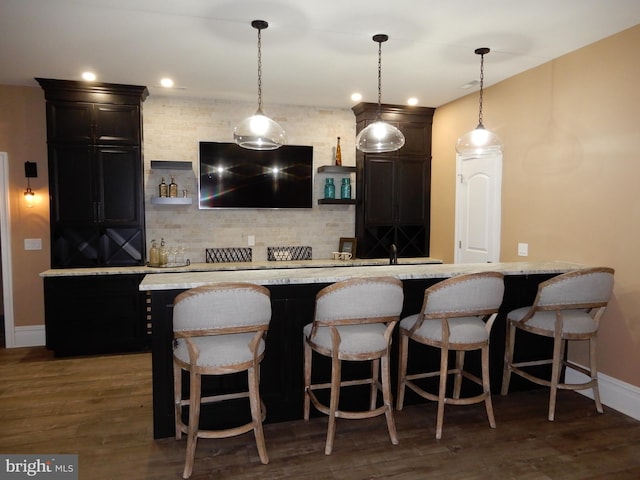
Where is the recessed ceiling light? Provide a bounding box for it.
[82,71,96,81]
[351,92,362,102]
[407,97,418,106]
[160,78,174,88]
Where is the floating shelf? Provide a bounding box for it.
[151,160,192,170]
[150,197,192,205]
[318,198,356,205]
[317,165,356,174]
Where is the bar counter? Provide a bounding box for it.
[140,260,589,438]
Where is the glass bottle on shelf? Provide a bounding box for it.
[148,239,159,267]
[159,238,168,266]
[159,178,168,198]
[341,177,351,199]
[335,136,342,166]
[324,178,335,199]
[169,176,178,198]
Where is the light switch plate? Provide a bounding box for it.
[517,242,528,257]
[24,238,42,250]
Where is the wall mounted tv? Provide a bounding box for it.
[199,142,314,209]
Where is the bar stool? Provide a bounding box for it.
[396,272,505,439]
[501,267,614,421]
[303,276,404,455]
[172,283,272,479]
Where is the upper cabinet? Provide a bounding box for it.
[352,102,435,259]
[37,78,149,268]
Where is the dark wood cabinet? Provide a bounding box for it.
[353,103,435,259]
[37,78,148,267]
[44,274,149,357]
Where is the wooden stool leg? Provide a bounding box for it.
[248,365,269,464]
[183,370,201,479]
[435,345,449,440]
[370,358,380,410]
[303,338,312,421]
[396,331,409,410]
[173,360,183,440]
[548,329,564,421]
[453,350,465,399]
[501,321,516,396]
[590,336,603,414]
[381,352,398,445]
[481,344,496,429]
[325,355,342,455]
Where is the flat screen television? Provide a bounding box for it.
[199,142,314,209]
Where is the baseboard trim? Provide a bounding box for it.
[565,366,640,421]
[12,325,46,348]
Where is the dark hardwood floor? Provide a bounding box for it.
[1,347,639,479]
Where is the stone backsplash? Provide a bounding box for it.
[143,96,356,263]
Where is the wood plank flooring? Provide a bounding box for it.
[1,347,639,479]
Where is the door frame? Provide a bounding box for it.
[0,152,16,347]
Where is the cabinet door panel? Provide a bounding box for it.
[46,102,92,143]
[95,105,140,144]
[49,145,96,224]
[364,157,395,224]
[97,147,141,224]
[397,158,429,224]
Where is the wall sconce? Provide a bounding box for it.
[24,161,37,208]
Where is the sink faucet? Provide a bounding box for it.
[389,244,398,265]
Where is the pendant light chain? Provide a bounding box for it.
[478,51,485,127]
[256,25,263,113]
[377,39,382,117]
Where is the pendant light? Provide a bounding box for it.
[455,47,503,155]
[233,20,286,150]
[356,34,405,153]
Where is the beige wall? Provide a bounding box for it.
[0,86,49,328]
[432,25,640,387]
[1,25,639,390]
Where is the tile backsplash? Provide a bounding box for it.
[143,96,356,263]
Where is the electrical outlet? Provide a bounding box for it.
[517,242,528,257]
[248,235,255,246]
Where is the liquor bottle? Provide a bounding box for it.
[169,176,178,198]
[148,239,159,267]
[159,238,168,266]
[159,177,168,197]
[335,137,342,166]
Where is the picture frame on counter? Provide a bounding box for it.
[339,237,357,258]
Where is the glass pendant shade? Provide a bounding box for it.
[233,108,286,150]
[356,119,405,153]
[456,125,503,155]
[356,34,405,154]
[456,47,503,156]
[233,20,285,150]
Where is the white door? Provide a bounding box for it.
[454,153,502,263]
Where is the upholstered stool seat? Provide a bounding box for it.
[172,283,272,479]
[501,267,615,421]
[396,272,505,440]
[303,276,404,455]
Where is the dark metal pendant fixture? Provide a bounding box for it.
[233,20,286,150]
[456,47,503,155]
[356,34,405,153]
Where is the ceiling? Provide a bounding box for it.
[2,0,639,109]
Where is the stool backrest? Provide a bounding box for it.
[315,276,404,325]
[173,283,271,332]
[421,272,505,319]
[535,267,614,311]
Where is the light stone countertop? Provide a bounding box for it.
[39,257,442,277]
[137,261,589,291]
